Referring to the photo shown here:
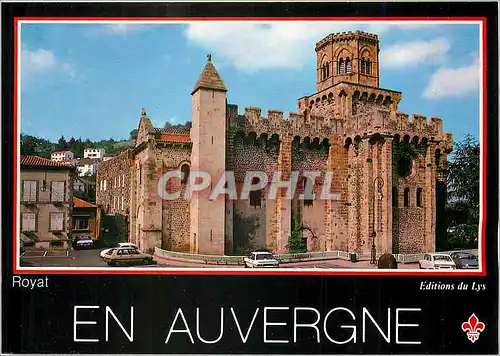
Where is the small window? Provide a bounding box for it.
[366,60,371,75]
[181,164,190,184]
[403,188,410,207]
[22,180,37,202]
[249,177,262,208]
[51,181,65,202]
[22,212,36,231]
[50,212,64,231]
[346,57,352,73]
[338,58,345,74]
[416,188,423,207]
[360,58,366,74]
[74,218,89,230]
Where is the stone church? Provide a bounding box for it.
[96,30,453,256]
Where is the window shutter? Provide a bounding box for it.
[23,181,37,202]
[22,213,36,231]
[51,213,64,231]
[22,181,29,201]
[51,181,65,202]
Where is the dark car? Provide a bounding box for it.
[73,236,94,250]
[450,252,479,269]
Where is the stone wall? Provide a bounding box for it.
[96,149,133,215]
[162,179,190,252]
[394,207,425,253]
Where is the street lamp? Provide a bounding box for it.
[370,176,384,264]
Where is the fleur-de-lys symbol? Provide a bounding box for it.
[462,313,485,343]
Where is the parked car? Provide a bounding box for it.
[73,236,94,250]
[244,251,280,268]
[100,242,139,259]
[450,252,479,269]
[418,253,456,270]
[103,247,154,266]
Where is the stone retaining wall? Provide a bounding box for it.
[154,247,359,265]
[154,247,478,265]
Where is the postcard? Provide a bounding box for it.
[2,1,498,354]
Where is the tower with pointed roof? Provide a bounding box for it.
[189,54,227,254]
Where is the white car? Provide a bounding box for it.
[418,253,456,270]
[102,247,154,266]
[244,251,280,268]
[74,236,93,250]
[100,242,138,259]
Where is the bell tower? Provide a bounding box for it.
[315,30,380,92]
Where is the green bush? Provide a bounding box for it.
[50,240,64,248]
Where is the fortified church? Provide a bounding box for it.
[97,30,453,256]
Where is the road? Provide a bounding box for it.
[20,249,419,270]
[20,249,158,268]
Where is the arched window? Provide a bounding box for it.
[338,58,345,74]
[360,58,366,74]
[404,188,410,207]
[416,188,423,207]
[181,164,190,184]
[346,57,352,73]
[392,187,398,207]
[325,62,330,78]
[366,59,371,75]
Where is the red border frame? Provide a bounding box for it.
[13,17,488,276]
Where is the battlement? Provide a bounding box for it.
[394,112,444,136]
[316,30,378,51]
[228,104,341,138]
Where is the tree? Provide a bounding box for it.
[129,129,138,140]
[288,202,307,253]
[20,134,38,155]
[57,135,68,150]
[445,135,480,248]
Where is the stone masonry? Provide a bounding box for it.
[97,31,453,256]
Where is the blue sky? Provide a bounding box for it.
[20,21,481,143]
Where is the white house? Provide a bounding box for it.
[51,150,74,162]
[76,158,97,177]
[84,148,106,159]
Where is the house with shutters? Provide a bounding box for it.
[20,155,76,248]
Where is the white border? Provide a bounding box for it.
[16,19,485,273]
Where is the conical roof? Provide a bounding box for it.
[191,54,228,95]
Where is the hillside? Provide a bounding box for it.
[20,134,135,159]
